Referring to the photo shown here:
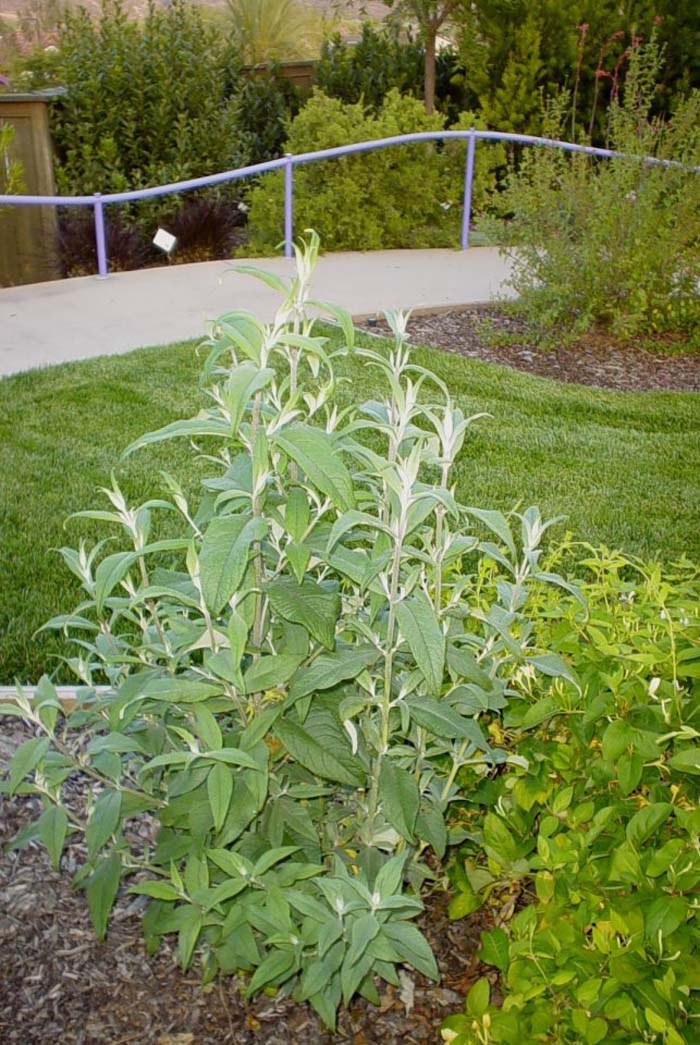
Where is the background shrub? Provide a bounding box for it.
[245,90,503,253]
[52,0,245,199]
[484,41,700,341]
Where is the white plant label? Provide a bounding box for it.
[153,227,177,253]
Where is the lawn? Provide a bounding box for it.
[1,327,699,682]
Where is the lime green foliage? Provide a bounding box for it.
[2,327,699,682]
[444,548,700,1043]
[52,0,243,199]
[245,90,502,252]
[1,239,579,1026]
[484,42,700,341]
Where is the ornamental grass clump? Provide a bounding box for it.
[1,234,577,1027]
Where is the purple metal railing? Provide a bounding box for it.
[1,129,696,279]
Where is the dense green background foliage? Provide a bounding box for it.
[52,0,243,197]
[245,90,502,252]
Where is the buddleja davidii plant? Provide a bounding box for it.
[1,233,578,1028]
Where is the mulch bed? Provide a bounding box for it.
[362,307,700,393]
[0,722,488,1044]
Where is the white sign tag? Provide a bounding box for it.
[153,227,177,253]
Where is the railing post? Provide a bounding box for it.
[461,130,476,251]
[284,154,293,258]
[93,193,108,279]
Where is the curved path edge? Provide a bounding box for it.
[0,248,513,378]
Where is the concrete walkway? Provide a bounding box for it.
[0,247,513,377]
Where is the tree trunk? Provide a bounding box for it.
[424,25,437,116]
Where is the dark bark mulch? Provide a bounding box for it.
[0,723,487,1044]
[363,307,700,393]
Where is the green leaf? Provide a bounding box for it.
[124,416,231,457]
[266,577,341,651]
[602,720,634,761]
[374,854,408,898]
[669,747,700,775]
[142,678,222,704]
[378,760,420,843]
[644,896,687,941]
[527,653,579,691]
[177,906,203,970]
[448,883,482,920]
[464,507,516,557]
[223,363,274,434]
[382,921,438,980]
[37,806,68,871]
[129,880,182,901]
[347,912,380,968]
[207,762,233,833]
[395,591,445,696]
[85,851,122,940]
[466,977,491,1017]
[243,653,303,694]
[285,486,310,542]
[626,803,672,848]
[521,696,558,729]
[94,552,137,613]
[479,927,509,972]
[199,515,267,614]
[274,718,365,787]
[252,846,301,877]
[86,789,122,860]
[288,646,379,705]
[247,949,297,996]
[286,542,311,583]
[275,425,355,512]
[407,695,489,749]
[8,737,50,794]
[416,800,447,859]
[618,751,643,795]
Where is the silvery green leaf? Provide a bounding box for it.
[275,425,355,512]
[274,718,365,787]
[123,417,231,457]
[37,806,68,871]
[266,577,341,651]
[464,507,517,557]
[287,646,379,705]
[86,789,122,859]
[85,851,121,941]
[378,760,419,844]
[199,515,267,614]
[94,552,138,613]
[395,592,445,696]
[243,654,303,694]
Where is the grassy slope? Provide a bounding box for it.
[1,331,699,682]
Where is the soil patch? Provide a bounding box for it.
[363,307,700,393]
[0,722,486,1044]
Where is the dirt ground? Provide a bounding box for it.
[363,307,700,393]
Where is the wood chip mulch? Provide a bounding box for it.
[363,307,700,393]
[0,722,489,1044]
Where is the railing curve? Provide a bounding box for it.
[1,129,696,280]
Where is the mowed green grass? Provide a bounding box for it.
[1,329,699,682]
